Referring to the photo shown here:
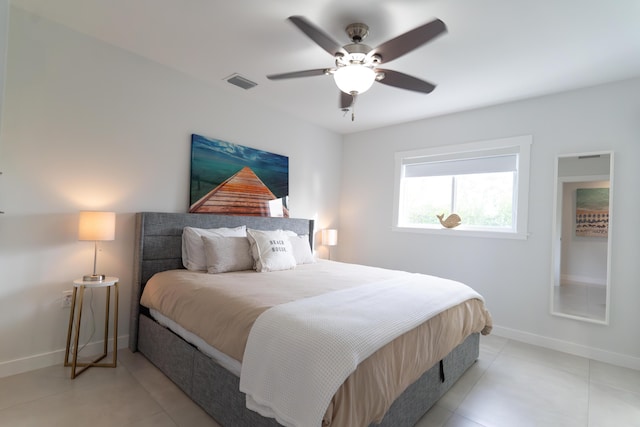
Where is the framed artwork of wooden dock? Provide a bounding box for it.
[189,134,289,216]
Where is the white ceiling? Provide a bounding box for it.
[10,0,640,134]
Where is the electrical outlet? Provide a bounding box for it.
[61,290,73,308]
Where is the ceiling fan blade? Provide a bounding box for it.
[288,16,346,57]
[340,91,354,109]
[372,19,446,63]
[376,69,436,93]
[267,69,329,80]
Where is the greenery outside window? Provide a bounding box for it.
[393,135,532,239]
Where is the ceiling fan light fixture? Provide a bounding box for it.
[333,65,376,95]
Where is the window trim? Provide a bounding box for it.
[392,135,532,239]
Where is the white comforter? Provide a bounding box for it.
[239,272,484,427]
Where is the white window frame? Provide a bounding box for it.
[393,135,532,239]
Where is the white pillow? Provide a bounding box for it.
[201,236,253,273]
[288,234,316,265]
[182,225,246,271]
[246,229,297,272]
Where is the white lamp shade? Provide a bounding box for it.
[78,211,116,241]
[322,229,338,246]
[333,65,376,94]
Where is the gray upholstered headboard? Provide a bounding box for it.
[129,212,315,350]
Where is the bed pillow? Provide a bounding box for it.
[182,225,246,271]
[246,229,297,272]
[288,234,316,265]
[201,235,253,274]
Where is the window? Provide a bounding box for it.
[393,135,531,239]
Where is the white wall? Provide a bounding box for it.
[0,0,8,137]
[340,77,640,369]
[0,7,342,376]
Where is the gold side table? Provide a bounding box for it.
[64,277,119,379]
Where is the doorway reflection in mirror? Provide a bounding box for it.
[551,152,613,324]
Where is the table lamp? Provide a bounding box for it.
[78,211,115,281]
[321,229,338,260]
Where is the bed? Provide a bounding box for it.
[129,212,492,427]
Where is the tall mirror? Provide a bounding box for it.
[551,152,613,324]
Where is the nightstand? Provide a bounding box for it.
[64,277,119,379]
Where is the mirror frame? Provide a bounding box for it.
[550,151,614,325]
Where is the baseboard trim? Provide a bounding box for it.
[560,274,606,287]
[491,325,640,371]
[0,335,129,379]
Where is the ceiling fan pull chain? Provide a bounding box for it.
[351,92,357,121]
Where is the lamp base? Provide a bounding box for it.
[82,274,106,282]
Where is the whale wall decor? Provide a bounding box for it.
[436,213,461,228]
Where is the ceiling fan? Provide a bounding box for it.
[267,16,447,119]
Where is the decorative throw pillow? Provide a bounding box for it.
[182,225,246,271]
[246,229,297,272]
[201,236,253,274]
[288,234,316,265]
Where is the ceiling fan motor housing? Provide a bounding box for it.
[337,44,375,67]
[346,23,369,43]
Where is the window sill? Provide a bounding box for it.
[392,225,528,240]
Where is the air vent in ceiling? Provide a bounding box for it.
[225,73,258,90]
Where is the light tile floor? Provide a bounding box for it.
[553,282,607,322]
[0,335,638,426]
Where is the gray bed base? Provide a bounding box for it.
[129,212,479,427]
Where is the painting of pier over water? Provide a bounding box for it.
[189,134,289,217]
